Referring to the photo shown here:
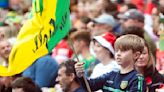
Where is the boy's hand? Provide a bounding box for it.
[74,62,85,77]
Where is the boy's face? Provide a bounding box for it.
[115,49,134,66]
[93,41,109,61]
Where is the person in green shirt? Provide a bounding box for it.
[70,30,97,76]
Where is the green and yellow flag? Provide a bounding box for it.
[0,0,71,76]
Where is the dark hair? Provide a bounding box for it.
[116,0,124,4]
[11,77,41,92]
[105,2,118,18]
[69,28,78,34]
[59,60,78,83]
[159,6,164,15]
[104,1,117,13]
[64,27,77,40]
[152,0,159,6]
[121,26,144,38]
[125,3,137,10]
[80,16,91,24]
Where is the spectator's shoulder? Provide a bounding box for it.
[36,55,58,65]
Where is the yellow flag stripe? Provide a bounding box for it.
[0,0,59,76]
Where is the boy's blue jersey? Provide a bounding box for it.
[81,70,146,92]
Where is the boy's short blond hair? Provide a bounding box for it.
[114,34,144,53]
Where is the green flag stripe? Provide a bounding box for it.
[39,0,43,15]
[34,0,37,13]
[47,0,70,52]
[33,0,43,15]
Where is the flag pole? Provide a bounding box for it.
[68,34,92,92]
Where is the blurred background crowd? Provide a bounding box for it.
[0,0,164,92]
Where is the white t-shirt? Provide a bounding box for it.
[90,60,120,79]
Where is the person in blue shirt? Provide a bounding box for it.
[22,54,59,88]
[75,34,146,92]
[56,59,86,92]
[0,0,8,8]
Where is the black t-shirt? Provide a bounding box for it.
[80,70,146,92]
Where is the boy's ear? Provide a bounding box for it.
[133,51,141,61]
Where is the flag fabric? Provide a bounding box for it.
[0,0,71,76]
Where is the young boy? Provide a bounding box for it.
[75,34,146,92]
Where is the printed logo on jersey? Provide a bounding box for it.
[120,81,128,90]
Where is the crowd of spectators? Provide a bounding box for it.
[0,0,164,92]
